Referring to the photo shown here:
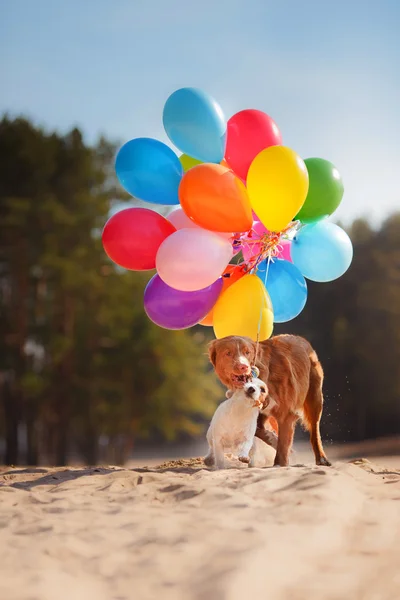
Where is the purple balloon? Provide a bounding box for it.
[144,274,223,330]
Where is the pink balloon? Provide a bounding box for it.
[279,240,293,262]
[167,208,232,240]
[156,228,233,291]
[241,222,293,263]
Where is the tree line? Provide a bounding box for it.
[0,117,399,465]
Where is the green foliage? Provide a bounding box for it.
[0,117,220,465]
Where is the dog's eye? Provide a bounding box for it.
[226,351,232,357]
[260,387,266,393]
[244,348,250,355]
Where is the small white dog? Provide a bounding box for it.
[204,378,270,469]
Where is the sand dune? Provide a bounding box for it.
[0,458,399,600]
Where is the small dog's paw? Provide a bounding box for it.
[204,455,214,467]
[317,457,332,467]
[238,455,250,464]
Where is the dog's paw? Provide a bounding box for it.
[204,455,214,467]
[238,455,250,464]
[317,456,332,467]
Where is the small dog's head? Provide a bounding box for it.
[243,378,269,408]
[208,336,257,388]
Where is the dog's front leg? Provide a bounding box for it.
[237,438,254,464]
[274,413,297,467]
[255,414,278,450]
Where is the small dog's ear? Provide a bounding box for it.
[208,339,218,366]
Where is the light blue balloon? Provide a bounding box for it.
[257,259,308,323]
[291,221,353,282]
[115,138,183,205]
[163,88,226,163]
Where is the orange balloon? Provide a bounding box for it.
[179,164,253,233]
[199,265,245,326]
[220,158,229,168]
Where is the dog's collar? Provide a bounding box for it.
[251,366,260,378]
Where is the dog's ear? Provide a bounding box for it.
[250,340,266,370]
[248,339,258,365]
[208,339,218,366]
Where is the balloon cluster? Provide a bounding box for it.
[102,88,353,342]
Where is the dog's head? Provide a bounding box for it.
[243,378,269,408]
[208,336,258,389]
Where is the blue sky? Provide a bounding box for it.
[1,0,399,224]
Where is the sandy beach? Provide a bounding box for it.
[0,453,399,600]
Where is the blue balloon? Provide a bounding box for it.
[291,221,353,282]
[163,88,226,163]
[257,259,307,323]
[115,138,183,205]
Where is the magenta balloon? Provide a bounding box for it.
[279,240,292,262]
[144,274,223,329]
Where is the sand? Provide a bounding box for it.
[1,456,399,600]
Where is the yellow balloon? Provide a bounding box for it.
[247,146,309,232]
[213,274,274,341]
[179,154,203,172]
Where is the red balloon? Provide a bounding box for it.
[225,110,282,181]
[102,208,176,270]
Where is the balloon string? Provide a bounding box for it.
[255,253,271,366]
[232,220,302,365]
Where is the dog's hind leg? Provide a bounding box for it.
[204,444,215,467]
[213,439,225,469]
[303,354,331,466]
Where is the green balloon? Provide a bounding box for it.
[179,153,203,172]
[295,158,344,224]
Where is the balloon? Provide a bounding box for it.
[242,221,293,263]
[115,138,182,205]
[225,110,282,180]
[166,207,232,240]
[199,265,245,326]
[144,275,223,330]
[163,88,226,163]
[213,274,274,341]
[291,222,353,282]
[156,228,233,291]
[256,259,307,323]
[179,154,202,172]
[280,240,292,262]
[295,158,344,223]
[247,146,309,233]
[102,208,176,270]
[179,164,253,233]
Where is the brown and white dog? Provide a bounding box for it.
[208,334,331,467]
